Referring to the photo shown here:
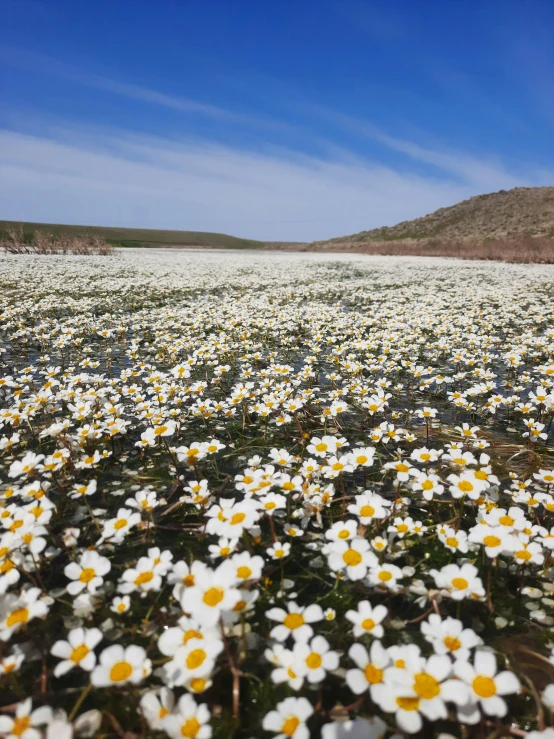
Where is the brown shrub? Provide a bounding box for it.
[1,227,115,256]
[302,235,554,263]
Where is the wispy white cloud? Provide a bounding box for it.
[305,108,554,191]
[1,47,551,240]
[0,46,273,127]
[0,125,480,241]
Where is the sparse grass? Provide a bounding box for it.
[302,235,554,263]
[0,220,265,250]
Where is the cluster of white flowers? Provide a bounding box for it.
[0,249,553,738]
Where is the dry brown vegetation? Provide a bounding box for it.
[1,224,114,255]
[302,187,554,263]
[294,234,554,263]
[314,187,554,247]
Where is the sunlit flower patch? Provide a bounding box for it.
[0,249,553,737]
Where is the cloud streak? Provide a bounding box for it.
[0,125,482,241]
[1,48,552,241]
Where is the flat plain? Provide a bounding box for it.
[1,249,553,739]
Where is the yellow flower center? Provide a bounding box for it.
[364,664,383,684]
[445,537,458,548]
[203,587,224,607]
[12,716,31,736]
[396,696,420,711]
[7,607,29,628]
[359,505,375,517]
[135,571,154,586]
[181,717,201,738]
[186,649,207,670]
[79,567,96,583]
[70,644,90,663]
[230,512,246,525]
[315,443,327,452]
[458,481,474,492]
[472,675,496,698]
[499,515,514,526]
[483,535,501,548]
[516,549,532,561]
[414,672,441,699]
[343,549,362,566]
[361,618,375,631]
[237,566,252,580]
[451,577,469,590]
[0,559,14,573]
[114,518,128,530]
[444,636,461,652]
[378,570,392,581]
[281,717,300,737]
[306,652,322,669]
[110,661,133,682]
[283,613,304,630]
[190,677,207,692]
[338,529,350,539]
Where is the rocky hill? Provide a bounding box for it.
[313,186,554,247]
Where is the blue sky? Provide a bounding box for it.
[1,0,553,241]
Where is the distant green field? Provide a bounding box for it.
[0,220,265,250]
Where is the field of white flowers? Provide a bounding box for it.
[1,249,553,739]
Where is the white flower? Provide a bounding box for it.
[326,537,378,581]
[266,541,291,559]
[346,640,390,701]
[421,614,482,661]
[182,561,241,626]
[140,687,175,730]
[307,436,338,458]
[378,654,469,734]
[345,600,388,638]
[325,519,358,542]
[110,595,130,614]
[8,452,45,478]
[158,615,220,657]
[367,563,404,589]
[164,693,212,739]
[90,644,151,687]
[230,551,264,583]
[64,550,111,595]
[292,635,339,683]
[448,472,488,500]
[347,492,390,523]
[101,508,141,541]
[266,644,305,690]
[266,601,324,642]
[0,699,52,739]
[169,559,209,600]
[164,636,224,687]
[262,697,313,739]
[454,649,520,723]
[0,587,49,641]
[51,626,102,676]
[430,563,485,600]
